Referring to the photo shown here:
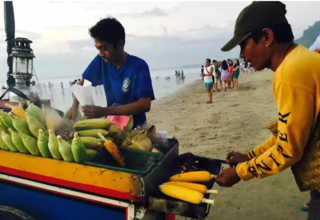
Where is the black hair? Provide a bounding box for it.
[251,23,294,43]
[206,58,211,63]
[222,60,228,70]
[234,59,239,67]
[229,60,233,65]
[212,60,217,63]
[89,17,125,48]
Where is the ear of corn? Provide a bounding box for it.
[26,112,47,139]
[79,137,101,149]
[170,171,215,182]
[77,129,108,138]
[164,182,219,195]
[2,130,18,152]
[1,114,15,131]
[0,128,9,150]
[0,118,8,131]
[26,103,46,126]
[74,118,114,130]
[57,135,74,162]
[98,133,125,167]
[159,184,214,205]
[71,132,88,164]
[19,133,41,156]
[5,103,27,121]
[37,129,51,158]
[127,116,134,131]
[10,113,33,136]
[86,149,98,158]
[8,128,29,154]
[48,129,62,160]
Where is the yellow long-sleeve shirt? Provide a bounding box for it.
[236,45,320,181]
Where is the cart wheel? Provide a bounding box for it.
[0,206,35,220]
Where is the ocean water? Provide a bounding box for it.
[0,67,201,112]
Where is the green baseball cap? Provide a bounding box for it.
[221,1,289,52]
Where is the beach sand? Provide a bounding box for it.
[147,69,309,220]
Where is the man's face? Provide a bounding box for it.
[205,60,210,67]
[94,39,122,63]
[239,31,273,71]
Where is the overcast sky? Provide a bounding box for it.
[0,1,319,81]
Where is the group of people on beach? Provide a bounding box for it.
[201,58,246,103]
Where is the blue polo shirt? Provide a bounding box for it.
[82,54,155,128]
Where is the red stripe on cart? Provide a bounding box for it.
[0,165,142,202]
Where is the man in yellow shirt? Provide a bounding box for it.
[215,1,320,218]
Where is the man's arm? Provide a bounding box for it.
[247,134,277,159]
[236,83,315,180]
[204,67,213,76]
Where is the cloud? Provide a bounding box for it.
[114,7,168,18]
[0,28,41,43]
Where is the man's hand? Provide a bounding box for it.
[226,152,250,167]
[215,167,241,187]
[82,105,105,118]
[64,106,78,120]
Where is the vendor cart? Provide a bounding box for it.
[0,139,222,220]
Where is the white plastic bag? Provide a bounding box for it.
[70,80,94,117]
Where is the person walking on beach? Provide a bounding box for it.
[233,59,240,90]
[215,2,320,219]
[202,58,213,103]
[220,60,230,91]
[212,60,222,91]
[228,60,234,88]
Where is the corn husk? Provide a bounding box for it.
[48,129,62,160]
[79,137,101,149]
[10,113,33,136]
[77,129,108,138]
[26,112,47,139]
[0,114,15,131]
[57,135,74,162]
[8,128,29,154]
[37,129,51,158]
[0,128,9,150]
[26,103,46,126]
[73,118,114,130]
[2,130,18,152]
[71,132,88,164]
[19,133,41,156]
[86,149,98,158]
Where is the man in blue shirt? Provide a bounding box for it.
[65,17,155,128]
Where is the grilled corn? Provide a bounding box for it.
[170,171,216,182]
[159,184,214,205]
[164,182,219,194]
[98,133,125,167]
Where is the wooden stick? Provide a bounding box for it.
[202,198,214,205]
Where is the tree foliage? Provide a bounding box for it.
[295,21,320,48]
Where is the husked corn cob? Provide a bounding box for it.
[5,103,27,121]
[98,133,125,167]
[74,119,114,130]
[159,184,214,205]
[170,171,216,182]
[164,182,219,194]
